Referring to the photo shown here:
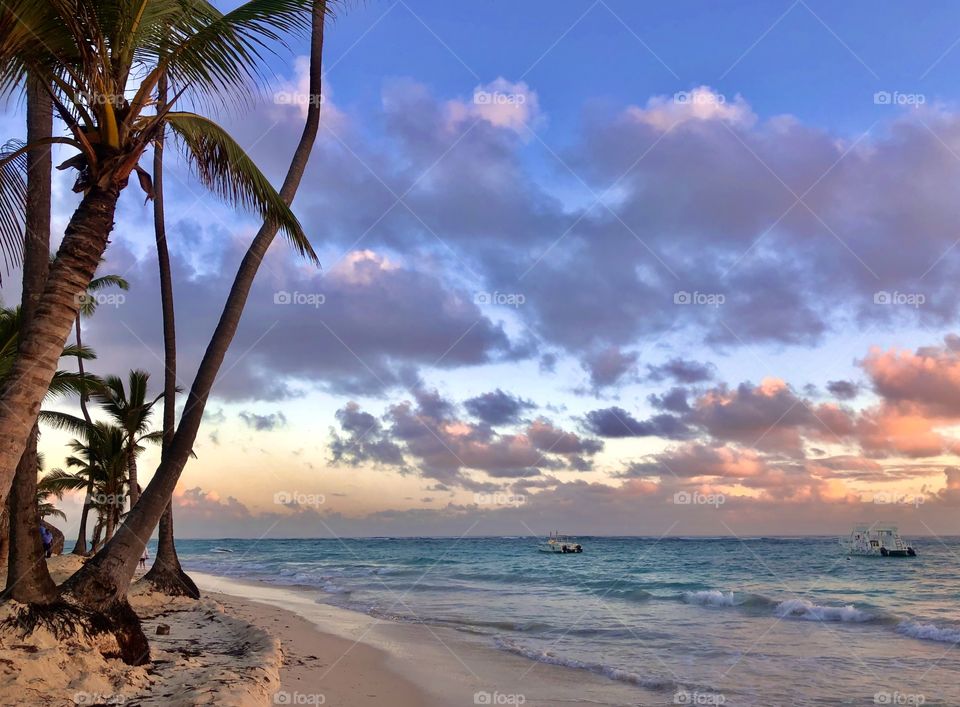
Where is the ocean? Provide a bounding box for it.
[174,536,960,705]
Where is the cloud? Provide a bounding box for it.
[238,411,288,431]
[463,389,536,425]
[863,339,960,416]
[583,407,689,439]
[826,380,859,400]
[647,358,715,384]
[329,388,603,489]
[581,346,638,390]
[458,78,541,134]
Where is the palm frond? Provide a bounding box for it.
[87,273,130,292]
[160,0,314,101]
[38,467,88,496]
[166,111,316,262]
[38,409,92,437]
[0,138,26,281]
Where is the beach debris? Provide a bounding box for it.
[156,624,170,636]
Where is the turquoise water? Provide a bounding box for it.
[174,536,960,705]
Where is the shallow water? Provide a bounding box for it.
[174,536,960,705]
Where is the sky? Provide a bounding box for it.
[4,0,960,539]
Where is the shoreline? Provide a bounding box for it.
[191,571,666,707]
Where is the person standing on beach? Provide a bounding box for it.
[139,547,149,570]
[39,525,52,558]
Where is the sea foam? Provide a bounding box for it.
[774,598,873,622]
[896,621,960,644]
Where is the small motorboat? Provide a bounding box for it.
[538,531,583,554]
[840,524,916,557]
[211,547,234,554]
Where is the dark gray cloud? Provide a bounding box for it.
[647,358,715,384]
[464,389,536,425]
[648,386,691,413]
[826,380,859,400]
[583,406,690,439]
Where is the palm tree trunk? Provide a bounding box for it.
[64,0,327,607]
[3,75,57,604]
[90,518,103,554]
[70,318,94,555]
[0,504,8,573]
[139,71,199,598]
[71,489,93,555]
[127,447,138,510]
[0,181,121,513]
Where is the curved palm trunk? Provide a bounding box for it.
[4,75,57,604]
[65,0,327,607]
[0,182,121,512]
[139,72,199,598]
[71,318,94,555]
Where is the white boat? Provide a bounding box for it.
[840,524,916,557]
[538,531,582,554]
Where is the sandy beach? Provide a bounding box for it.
[0,559,658,706]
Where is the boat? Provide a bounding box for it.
[538,531,583,554]
[840,524,916,557]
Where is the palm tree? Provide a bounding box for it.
[0,302,97,602]
[58,423,129,548]
[70,271,128,556]
[140,71,198,598]
[4,74,57,604]
[0,0,318,516]
[65,0,329,617]
[95,370,163,511]
[37,466,86,524]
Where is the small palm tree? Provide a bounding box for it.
[0,0,319,515]
[37,466,85,523]
[60,422,129,547]
[95,370,163,510]
[74,271,129,424]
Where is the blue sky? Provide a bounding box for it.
[6,1,960,538]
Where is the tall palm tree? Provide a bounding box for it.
[71,271,128,556]
[95,370,163,511]
[0,0,317,515]
[66,0,329,616]
[140,71,198,598]
[4,74,57,604]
